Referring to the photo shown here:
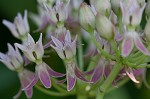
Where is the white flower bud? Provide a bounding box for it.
[92,0,111,16]
[110,0,120,15]
[96,13,114,40]
[145,1,150,18]
[79,3,95,32]
[144,18,150,42]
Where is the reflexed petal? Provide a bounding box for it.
[51,36,63,48]
[115,33,123,42]
[56,79,66,84]
[67,73,76,91]
[84,69,95,75]
[37,64,51,88]
[23,73,39,90]
[75,66,90,82]
[126,68,139,83]
[122,36,134,57]
[90,64,104,83]
[25,89,33,99]
[46,64,65,77]
[134,36,150,55]
[13,88,22,99]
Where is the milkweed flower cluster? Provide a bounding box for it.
[1,0,150,99]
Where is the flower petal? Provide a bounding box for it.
[134,36,150,55]
[126,68,139,83]
[74,66,90,82]
[90,64,104,83]
[23,73,38,90]
[67,73,76,91]
[24,88,33,99]
[37,63,51,88]
[122,36,134,57]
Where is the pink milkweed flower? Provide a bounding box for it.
[44,0,70,25]
[120,0,146,28]
[24,62,65,90]
[15,33,44,63]
[51,30,90,91]
[121,31,150,57]
[51,30,77,60]
[16,33,65,89]
[0,44,34,98]
[3,10,29,42]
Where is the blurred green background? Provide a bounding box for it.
[0,0,150,99]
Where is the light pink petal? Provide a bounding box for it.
[115,33,123,42]
[122,36,134,57]
[23,73,39,90]
[24,88,33,98]
[74,66,90,82]
[56,79,66,84]
[67,73,76,91]
[38,66,51,88]
[134,36,150,55]
[90,64,104,83]
[126,69,139,83]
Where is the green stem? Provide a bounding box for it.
[96,63,122,99]
[90,33,115,60]
[35,85,73,97]
[118,13,123,34]
[77,94,87,99]
[78,32,84,70]
[96,92,105,99]
[107,77,129,93]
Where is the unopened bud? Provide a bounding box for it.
[144,18,150,42]
[145,1,150,18]
[110,0,120,15]
[92,0,111,16]
[79,3,95,32]
[96,13,114,40]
